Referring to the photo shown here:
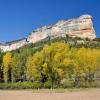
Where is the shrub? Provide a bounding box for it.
[61,79,74,88]
[43,81,51,89]
[32,82,42,89]
[0,82,42,89]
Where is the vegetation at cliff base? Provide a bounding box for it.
[0,39,100,89]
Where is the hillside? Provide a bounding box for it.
[10,36,100,54]
[0,40,100,89]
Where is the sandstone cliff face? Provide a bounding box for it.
[0,14,96,52]
[27,14,96,43]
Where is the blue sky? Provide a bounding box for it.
[0,0,99,43]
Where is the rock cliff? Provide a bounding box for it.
[0,14,96,52]
[27,14,96,43]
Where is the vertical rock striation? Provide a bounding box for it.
[27,14,96,44]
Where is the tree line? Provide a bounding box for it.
[0,42,100,88]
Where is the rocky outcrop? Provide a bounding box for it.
[27,14,96,44]
[0,14,96,52]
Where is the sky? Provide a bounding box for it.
[0,0,100,43]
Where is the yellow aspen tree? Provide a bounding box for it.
[2,52,12,83]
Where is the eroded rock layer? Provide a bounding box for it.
[0,14,96,52]
[27,14,96,44]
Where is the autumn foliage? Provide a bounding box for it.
[0,42,100,88]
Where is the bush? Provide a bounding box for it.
[61,79,74,88]
[78,80,100,88]
[0,82,42,89]
[32,82,42,89]
[43,81,51,88]
[90,81,100,88]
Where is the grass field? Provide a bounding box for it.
[0,88,100,100]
